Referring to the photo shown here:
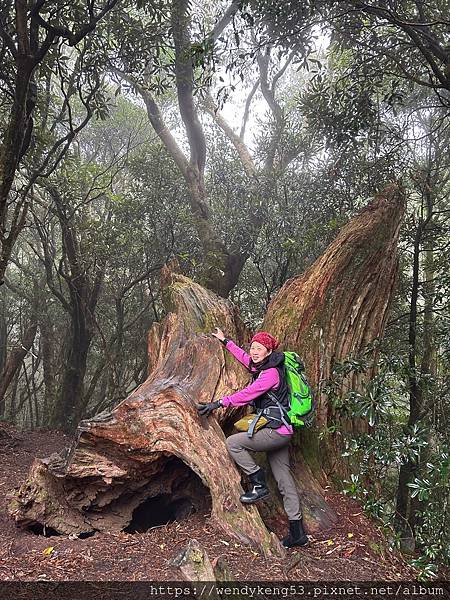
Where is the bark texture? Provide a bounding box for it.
[9,185,405,550]
[264,184,406,476]
[10,261,282,556]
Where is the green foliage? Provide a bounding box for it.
[329,349,449,578]
[407,450,450,576]
[246,0,449,106]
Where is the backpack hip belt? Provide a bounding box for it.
[247,396,291,438]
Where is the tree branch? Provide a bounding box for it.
[31,0,119,47]
[272,47,298,90]
[257,48,283,124]
[204,93,257,178]
[171,0,207,175]
[240,78,259,140]
[114,69,190,177]
[0,17,17,58]
[209,0,242,43]
[352,1,449,89]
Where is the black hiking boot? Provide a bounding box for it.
[240,468,270,504]
[282,518,309,548]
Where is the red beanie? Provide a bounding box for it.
[250,332,279,351]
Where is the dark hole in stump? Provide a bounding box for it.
[27,522,96,538]
[125,459,212,534]
[24,458,212,537]
[124,495,197,533]
[27,523,61,537]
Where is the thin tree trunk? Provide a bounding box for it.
[40,315,57,427]
[0,291,7,418]
[396,179,435,545]
[409,234,434,535]
[48,189,104,431]
[23,362,35,428]
[0,320,38,409]
[6,369,20,421]
[395,220,422,539]
[51,310,93,431]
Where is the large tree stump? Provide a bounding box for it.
[9,185,405,545]
[10,263,283,555]
[8,268,281,554]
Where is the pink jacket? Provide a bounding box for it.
[221,340,293,435]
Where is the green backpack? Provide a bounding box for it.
[268,352,314,428]
[264,352,315,437]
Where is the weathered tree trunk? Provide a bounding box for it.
[9,185,405,553]
[10,262,283,556]
[263,184,406,479]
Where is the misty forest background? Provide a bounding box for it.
[0,0,449,577]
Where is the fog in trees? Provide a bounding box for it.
[0,0,448,579]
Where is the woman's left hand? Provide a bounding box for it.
[197,400,222,417]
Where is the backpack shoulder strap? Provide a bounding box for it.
[247,409,264,438]
[266,391,291,428]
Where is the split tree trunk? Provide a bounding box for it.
[9,185,405,553]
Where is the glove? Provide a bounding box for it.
[197,400,222,417]
[211,328,229,346]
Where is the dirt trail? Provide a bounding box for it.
[0,422,416,582]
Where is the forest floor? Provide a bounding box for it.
[0,421,421,584]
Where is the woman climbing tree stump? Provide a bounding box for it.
[9,185,405,553]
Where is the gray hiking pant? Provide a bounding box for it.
[226,428,302,520]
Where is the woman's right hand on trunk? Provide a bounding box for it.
[211,327,225,342]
